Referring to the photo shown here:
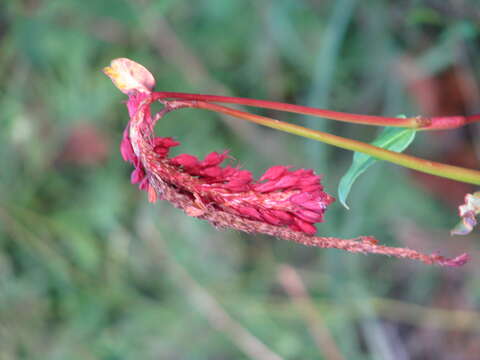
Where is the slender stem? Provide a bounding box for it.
[185,101,480,185]
[154,92,480,130]
[277,265,346,360]
[154,92,414,127]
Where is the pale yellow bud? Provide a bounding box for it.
[103,58,155,94]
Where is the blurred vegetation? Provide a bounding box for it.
[1,0,480,359]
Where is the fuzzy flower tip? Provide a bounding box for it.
[104,58,469,267]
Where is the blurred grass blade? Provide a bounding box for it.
[338,126,416,209]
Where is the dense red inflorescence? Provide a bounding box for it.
[105,57,469,267]
[121,92,334,235]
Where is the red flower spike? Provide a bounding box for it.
[104,58,469,267]
[118,89,334,233]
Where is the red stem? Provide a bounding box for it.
[185,100,480,185]
[153,92,480,130]
[419,114,480,130]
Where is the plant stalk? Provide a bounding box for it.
[183,100,480,185]
[154,92,480,130]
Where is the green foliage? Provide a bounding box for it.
[338,126,416,209]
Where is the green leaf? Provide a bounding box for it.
[338,126,416,209]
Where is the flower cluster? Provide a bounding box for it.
[104,57,469,267]
[120,92,334,236]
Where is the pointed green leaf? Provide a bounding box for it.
[338,126,416,209]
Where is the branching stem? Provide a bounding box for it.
[169,100,480,186]
[154,92,480,130]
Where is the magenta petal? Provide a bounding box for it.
[298,176,321,186]
[120,129,136,163]
[270,209,293,223]
[300,200,325,211]
[171,154,199,168]
[201,151,228,167]
[296,209,323,223]
[259,165,289,181]
[259,209,283,225]
[237,206,263,221]
[153,147,169,157]
[155,137,180,148]
[236,169,253,182]
[254,181,278,193]
[289,192,314,205]
[131,166,145,184]
[139,177,149,190]
[272,175,298,189]
[201,166,223,178]
[224,180,250,192]
[293,218,316,235]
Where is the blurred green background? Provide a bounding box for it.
[1,1,480,359]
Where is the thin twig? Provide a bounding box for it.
[227,293,480,332]
[372,297,480,332]
[277,265,346,360]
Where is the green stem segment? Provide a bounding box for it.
[185,101,480,186]
[154,92,480,130]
